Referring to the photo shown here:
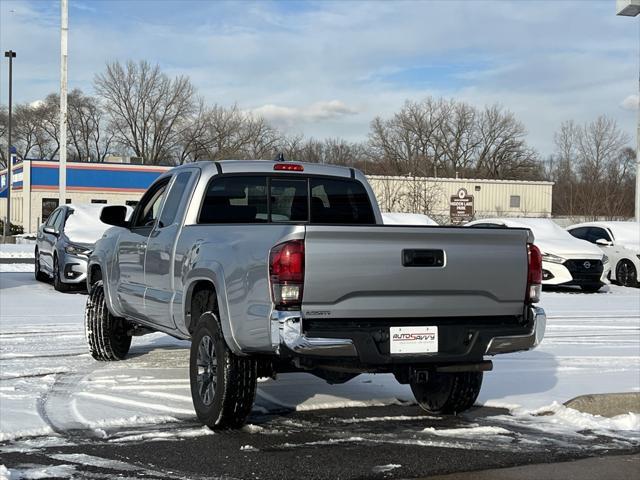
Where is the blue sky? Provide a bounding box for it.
[0,0,637,155]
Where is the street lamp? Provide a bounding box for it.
[616,0,640,224]
[3,50,16,241]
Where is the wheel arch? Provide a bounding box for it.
[183,268,240,354]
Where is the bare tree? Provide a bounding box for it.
[550,116,632,218]
[67,89,114,162]
[94,60,196,165]
[437,101,480,177]
[12,103,45,160]
[474,105,539,179]
[369,98,541,181]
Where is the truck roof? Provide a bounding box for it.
[175,160,355,179]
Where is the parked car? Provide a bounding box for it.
[382,212,438,225]
[35,203,132,291]
[567,221,639,287]
[86,160,546,430]
[466,218,610,292]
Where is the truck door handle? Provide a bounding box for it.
[402,249,445,267]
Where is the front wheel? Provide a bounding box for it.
[53,255,70,292]
[616,260,638,287]
[189,312,257,430]
[411,371,483,414]
[85,281,132,361]
[34,249,47,282]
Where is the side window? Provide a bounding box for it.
[53,209,66,232]
[568,227,588,240]
[131,179,170,229]
[159,172,192,228]
[588,227,611,243]
[199,176,267,224]
[45,209,60,227]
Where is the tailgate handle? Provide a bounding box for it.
[402,249,444,267]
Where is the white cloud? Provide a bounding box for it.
[621,94,639,111]
[251,100,358,127]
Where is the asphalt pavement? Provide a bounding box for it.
[1,404,638,479]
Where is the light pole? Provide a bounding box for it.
[616,0,640,224]
[3,50,16,241]
[59,0,68,204]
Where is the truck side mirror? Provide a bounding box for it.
[100,205,129,228]
[595,238,612,247]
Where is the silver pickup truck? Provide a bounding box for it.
[85,160,546,429]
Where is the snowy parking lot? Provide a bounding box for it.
[0,265,639,478]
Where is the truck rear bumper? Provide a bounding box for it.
[271,307,546,365]
[484,307,546,354]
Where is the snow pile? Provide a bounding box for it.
[0,263,34,273]
[0,465,10,480]
[422,425,512,437]
[491,402,640,440]
[64,204,132,245]
[111,426,214,443]
[0,244,34,259]
[469,217,604,257]
[382,212,438,226]
[1,464,76,479]
[372,464,401,473]
[608,222,640,252]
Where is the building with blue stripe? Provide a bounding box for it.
[0,158,170,233]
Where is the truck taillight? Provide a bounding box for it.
[526,244,542,304]
[269,240,304,310]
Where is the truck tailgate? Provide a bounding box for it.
[302,226,530,319]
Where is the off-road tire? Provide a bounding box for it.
[34,249,47,282]
[52,255,70,292]
[616,260,638,287]
[85,280,132,361]
[411,371,483,415]
[190,312,257,430]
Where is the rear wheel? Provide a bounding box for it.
[616,260,638,287]
[52,255,70,292]
[189,312,257,429]
[85,280,132,361]
[411,371,483,414]
[34,249,47,282]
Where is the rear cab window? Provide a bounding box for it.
[198,175,375,225]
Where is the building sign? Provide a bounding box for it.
[450,188,474,223]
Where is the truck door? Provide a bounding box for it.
[144,170,197,328]
[115,178,170,320]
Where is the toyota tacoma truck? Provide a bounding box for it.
[85,160,546,429]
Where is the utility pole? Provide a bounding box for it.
[616,0,640,224]
[59,0,68,204]
[3,50,16,241]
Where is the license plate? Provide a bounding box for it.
[390,326,438,354]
